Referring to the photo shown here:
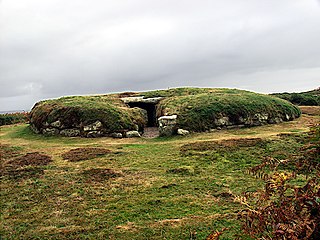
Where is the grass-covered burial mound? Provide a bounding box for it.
[29,88,301,137]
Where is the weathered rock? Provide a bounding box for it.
[110,132,123,138]
[214,116,230,126]
[42,128,59,136]
[254,113,269,122]
[285,114,291,121]
[133,124,139,131]
[87,131,103,138]
[29,124,40,134]
[268,117,283,124]
[83,121,103,132]
[50,120,62,128]
[177,129,190,136]
[125,131,141,138]
[60,129,80,137]
[158,115,178,137]
[121,96,163,104]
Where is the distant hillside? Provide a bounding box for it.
[271,87,320,106]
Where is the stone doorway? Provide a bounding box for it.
[127,102,157,127]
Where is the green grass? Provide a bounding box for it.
[0,120,313,239]
[271,88,320,106]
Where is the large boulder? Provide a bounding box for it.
[158,115,178,137]
[125,131,141,138]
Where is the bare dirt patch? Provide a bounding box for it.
[61,147,112,162]
[142,127,160,138]
[82,168,123,182]
[1,152,51,180]
[6,152,52,167]
[3,168,45,180]
[299,106,320,116]
[180,138,265,153]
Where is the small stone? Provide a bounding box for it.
[83,121,103,131]
[111,133,123,138]
[177,129,190,136]
[214,116,230,126]
[134,124,139,131]
[285,114,290,121]
[125,131,141,138]
[60,129,80,137]
[50,120,62,128]
[29,124,40,134]
[42,128,59,136]
[87,131,103,138]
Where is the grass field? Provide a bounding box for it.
[1,108,319,239]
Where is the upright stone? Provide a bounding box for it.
[158,115,178,137]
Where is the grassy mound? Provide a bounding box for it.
[153,88,301,132]
[30,95,147,136]
[29,87,301,136]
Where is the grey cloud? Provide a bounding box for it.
[1,0,320,111]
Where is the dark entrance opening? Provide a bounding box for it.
[128,102,157,127]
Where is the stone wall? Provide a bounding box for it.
[30,120,142,138]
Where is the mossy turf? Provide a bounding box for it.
[30,95,146,133]
[153,88,301,131]
[1,111,318,239]
[30,88,301,135]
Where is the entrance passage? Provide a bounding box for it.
[128,102,157,127]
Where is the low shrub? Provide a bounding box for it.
[0,112,29,126]
[238,125,320,239]
[272,88,320,106]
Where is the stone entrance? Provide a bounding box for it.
[127,102,157,127]
[121,96,163,128]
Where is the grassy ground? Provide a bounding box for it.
[0,108,319,239]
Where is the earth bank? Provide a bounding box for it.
[29,88,301,137]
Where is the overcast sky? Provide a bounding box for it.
[1,0,320,111]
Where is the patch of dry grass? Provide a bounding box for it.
[299,106,320,116]
[6,152,52,167]
[61,147,111,162]
[1,151,52,180]
[0,143,22,160]
[82,168,123,182]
